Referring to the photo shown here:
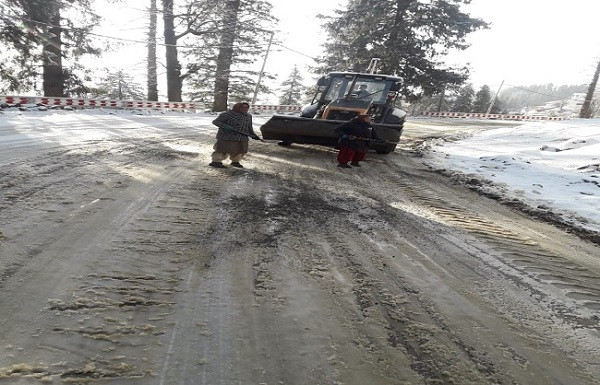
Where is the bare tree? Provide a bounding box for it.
[160,0,225,102]
[162,0,182,101]
[147,0,159,101]
[580,60,600,118]
[212,0,241,111]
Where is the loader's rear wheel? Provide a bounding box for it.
[277,141,292,146]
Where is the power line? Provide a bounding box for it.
[273,43,318,61]
[2,7,320,61]
[503,84,572,99]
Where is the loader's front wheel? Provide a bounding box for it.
[375,143,397,154]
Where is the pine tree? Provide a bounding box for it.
[184,0,276,109]
[161,0,223,102]
[451,84,475,112]
[0,0,102,96]
[160,0,275,107]
[278,66,305,105]
[91,70,145,100]
[472,85,492,113]
[211,0,276,110]
[319,0,488,101]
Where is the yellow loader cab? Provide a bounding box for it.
[260,71,407,154]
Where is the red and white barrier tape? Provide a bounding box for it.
[0,95,304,113]
[249,104,302,112]
[426,111,568,121]
[0,95,200,110]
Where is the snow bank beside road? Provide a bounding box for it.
[421,119,600,234]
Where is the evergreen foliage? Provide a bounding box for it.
[0,0,102,96]
[278,65,305,105]
[451,84,474,112]
[90,70,145,100]
[472,85,491,113]
[180,0,276,108]
[319,0,488,101]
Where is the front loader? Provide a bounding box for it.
[260,60,407,154]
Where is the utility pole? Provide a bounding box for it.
[580,60,600,119]
[252,30,274,105]
[486,80,504,115]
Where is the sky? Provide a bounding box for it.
[266,0,600,93]
[92,0,600,103]
[458,0,600,90]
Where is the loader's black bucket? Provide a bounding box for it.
[259,115,402,154]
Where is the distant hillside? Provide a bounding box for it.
[405,83,598,118]
[499,84,590,117]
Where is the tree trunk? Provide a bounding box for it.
[383,0,411,70]
[162,0,182,102]
[436,84,445,112]
[147,0,159,101]
[212,0,241,112]
[580,60,600,119]
[42,7,64,97]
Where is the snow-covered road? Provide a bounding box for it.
[0,109,599,384]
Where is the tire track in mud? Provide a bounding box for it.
[315,231,507,385]
[224,171,501,384]
[221,141,600,383]
[243,150,509,383]
[0,139,221,384]
[204,134,599,384]
[381,174,600,327]
[244,155,599,384]
[202,171,416,384]
[320,202,596,383]
[0,138,200,287]
[35,168,222,384]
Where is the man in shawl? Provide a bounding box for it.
[209,102,261,168]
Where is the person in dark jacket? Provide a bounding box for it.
[209,102,261,168]
[334,114,376,168]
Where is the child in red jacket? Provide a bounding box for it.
[334,114,375,168]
